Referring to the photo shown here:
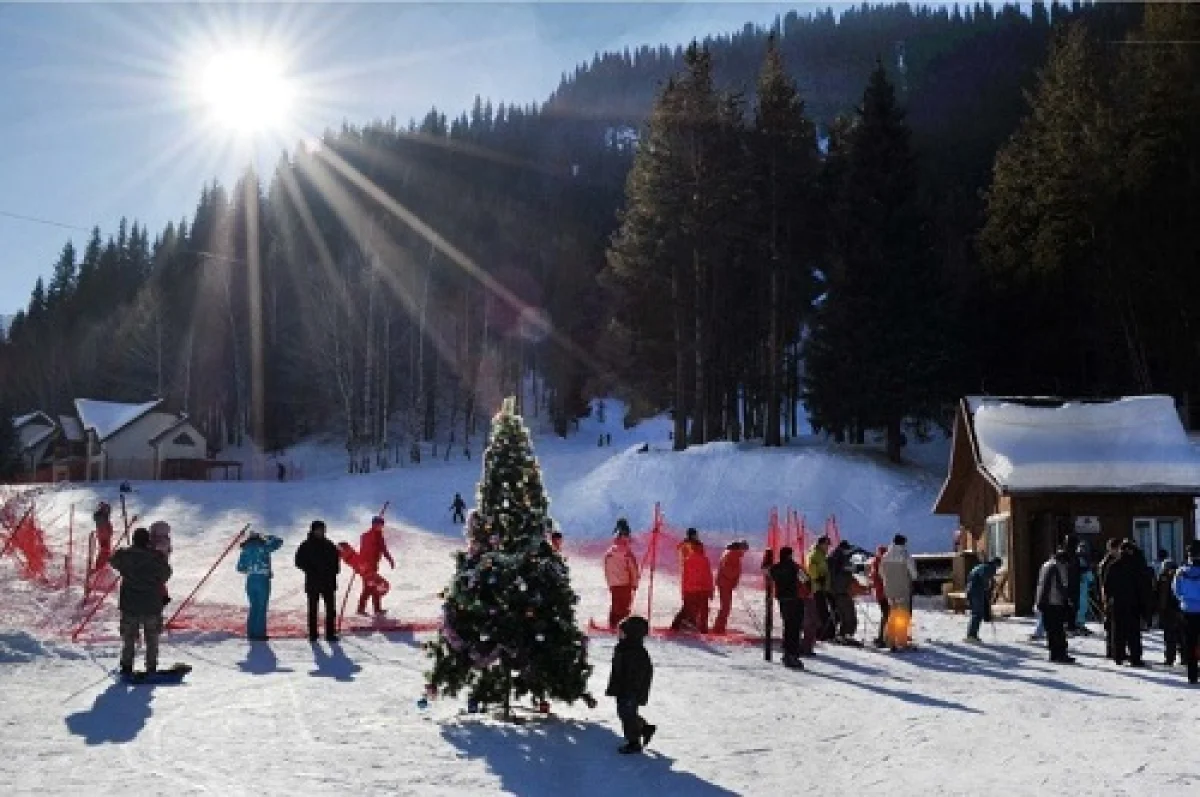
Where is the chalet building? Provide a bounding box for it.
[9,398,228,483]
[934,395,1200,615]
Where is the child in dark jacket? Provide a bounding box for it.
[605,615,656,754]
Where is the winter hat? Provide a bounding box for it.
[685,528,699,540]
[778,546,794,561]
[150,520,170,536]
[132,527,150,547]
[371,516,385,528]
[614,518,631,537]
[310,520,327,534]
[618,615,649,640]
[893,534,908,546]
[817,535,831,546]
[837,540,851,550]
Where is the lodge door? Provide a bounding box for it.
[1028,511,1069,595]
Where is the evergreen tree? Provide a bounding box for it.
[805,62,946,461]
[426,398,591,716]
[47,242,77,309]
[0,396,19,480]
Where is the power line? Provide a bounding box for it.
[0,208,92,233]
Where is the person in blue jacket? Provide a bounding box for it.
[965,557,1003,642]
[236,530,284,641]
[1172,539,1200,685]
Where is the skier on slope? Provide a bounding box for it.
[604,519,640,629]
[450,493,467,525]
[1172,540,1200,684]
[357,515,394,615]
[712,540,749,635]
[109,527,172,676]
[295,520,341,642]
[768,546,807,669]
[964,557,1002,643]
[807,536,834,641]
[236,530,284,641]
[671,528,714,633]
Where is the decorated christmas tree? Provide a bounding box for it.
[425,397,592,717]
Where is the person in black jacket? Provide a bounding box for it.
[1103,540,1147,666]
[1157,560,1182,666]
[109,527,172,676]
[768,546,807,669]
[295,520,341,642]
[1097,537,1121,658]
[1062,533,1081,632]
[605,615,655,755]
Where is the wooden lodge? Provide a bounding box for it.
[934,396,1200,615]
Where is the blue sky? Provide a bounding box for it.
[0,2,833,315]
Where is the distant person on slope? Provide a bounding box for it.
[109,527,172,676]
[357,515,394,615]
[671,528,714,633]
[1172,540,1200,684]
[236,530,284,641]
[450,493,467,525]
[965,557,1002,643]
[712,540,749,635]
[604,519,640,629]
[605,615,656,755]
[295,520,342,642]
[768,546,808,669]
[807,536,834,640]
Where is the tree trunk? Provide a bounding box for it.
[691,246,707,446]
[671,255,689,451]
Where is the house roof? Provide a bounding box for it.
[58,415,84,443]
[13,411,54,430]
[148,415,198,446]
[17,423,56,453]
[74,398,163,442]
[937,396,1200,508]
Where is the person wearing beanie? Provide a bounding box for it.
[965,557,1003,643]
[712,540,749,635]
[768,546,808,669]
[605,615,655,754]
[880,534,919,644]
[295,520,342,642]
[1172,540,1200,684]
[108,527,172,676]
[1156,559,1182,666]
[236,529,285,641]
[604,522,640,629]
[357,515,395,615]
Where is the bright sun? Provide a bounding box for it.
[197,48,294,136]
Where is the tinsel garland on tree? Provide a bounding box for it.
[425,397,592,714]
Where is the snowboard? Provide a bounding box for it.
[338,542,390,596]
[119,662,191,684]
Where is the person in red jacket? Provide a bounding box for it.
[356,516,395,615]
[712,540,749,634]
[868,544,889,647]
[92,502,114,574]
[671,528,715,633]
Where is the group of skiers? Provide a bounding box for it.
[1031,534,1200,681]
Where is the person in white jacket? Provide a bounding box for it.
[605,519,640,629]
[880,534,919,614]
[1036,547,1075,664]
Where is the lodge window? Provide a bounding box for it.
[1132,517,1184,563]
[986,513,1010,566]
[172,432,196,447]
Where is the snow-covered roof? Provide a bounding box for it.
[75,398,163,442]
[966,395,1200,493]
[12,411,53,430]
[17,423,55,453]
[58,415,84,443]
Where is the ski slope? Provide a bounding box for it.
[8,406,1192,794]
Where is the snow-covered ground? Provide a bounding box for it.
[5,405,1192,795]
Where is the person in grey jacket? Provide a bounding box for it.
[109,527,173,675]
[1036,547,1075,664]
